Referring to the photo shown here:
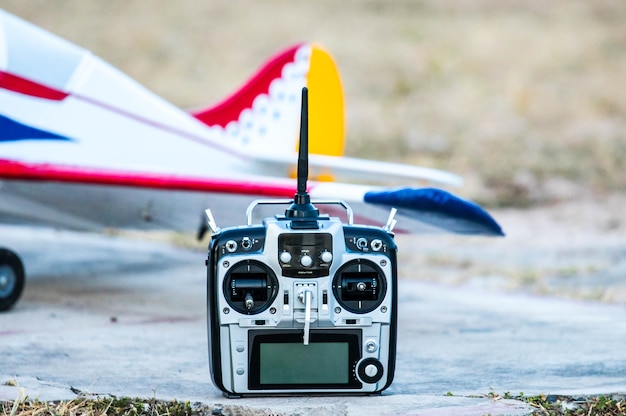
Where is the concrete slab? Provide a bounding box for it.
[2,224,625,414]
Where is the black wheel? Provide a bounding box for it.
[0,248,25,311]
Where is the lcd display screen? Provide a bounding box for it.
[259,342,349,385]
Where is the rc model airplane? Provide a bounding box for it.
[0,9,503,311]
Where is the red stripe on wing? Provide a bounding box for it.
[0,159,296,197]
[0,71,69,101]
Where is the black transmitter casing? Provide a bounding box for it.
[206,206,398,397]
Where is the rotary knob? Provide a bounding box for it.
[300,254,313,267]
[320,250,333,263]
[364,364,378,378]
[279,251,292,264]
[357,358,384,384]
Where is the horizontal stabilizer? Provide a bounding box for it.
[254,152,463,187]
[364,188,504,236]
[308,154,463,187]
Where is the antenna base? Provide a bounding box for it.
[285,193,319,220]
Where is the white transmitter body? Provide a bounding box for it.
[206,202,398,397]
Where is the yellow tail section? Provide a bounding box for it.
[295,44,345,182]
[305,44,345,158]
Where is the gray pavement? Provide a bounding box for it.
[2,224,626,415]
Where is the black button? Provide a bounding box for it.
[357,358,384,384]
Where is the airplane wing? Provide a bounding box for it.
[0,163,500,236]
[0,9,493,235]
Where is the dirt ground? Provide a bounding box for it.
[397,191,626,304]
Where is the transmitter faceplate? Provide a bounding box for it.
[207,213,398,397]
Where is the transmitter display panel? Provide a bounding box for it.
[249,330,362,390]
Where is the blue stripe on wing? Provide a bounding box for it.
[0,114,72,142]
[364,187,504,236]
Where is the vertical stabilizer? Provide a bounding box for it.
[190,43,345,161]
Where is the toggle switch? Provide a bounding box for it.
[298,290,313,345]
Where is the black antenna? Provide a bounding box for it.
[297,87,309,197]
[285,87,319,222]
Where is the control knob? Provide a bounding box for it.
[364,364,378,378]
[357,358,384,383]
[320,250,333,263]
[300,254,313,267]
[279,251,292,264]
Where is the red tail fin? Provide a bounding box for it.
[191,44,302,128]
[190,43,345,162]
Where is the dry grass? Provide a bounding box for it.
[3,0,625,206]
[481,391,626,416]
[3,393,626,416]
[0,394,195,416]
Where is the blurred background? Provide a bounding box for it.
[2,1,626,306]
[4,0,625,208]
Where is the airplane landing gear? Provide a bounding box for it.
[0,248,25,311]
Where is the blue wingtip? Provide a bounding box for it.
[364,188,504,236]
